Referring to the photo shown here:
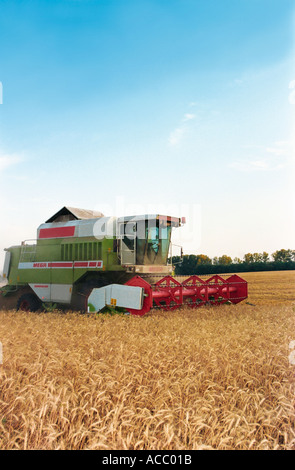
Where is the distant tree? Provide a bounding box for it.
[196,254,212,265]
[218,255,232,265]
[212,255,232,265]
[173,248,295,276]
[244,253,254,263]
[172,254,212,275]
[272,249,294,263]
[251,253,261,263]
[177,255,198,274]
[243,252,269,263]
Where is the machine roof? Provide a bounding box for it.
[45,206,104,223]
[117,214,181,226]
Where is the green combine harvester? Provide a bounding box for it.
[0,206,247,315]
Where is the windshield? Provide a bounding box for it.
[147,227,159,253]
[135,221,172,265]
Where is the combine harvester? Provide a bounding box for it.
[0,206,247,315]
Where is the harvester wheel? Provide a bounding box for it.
[16,293,42,312]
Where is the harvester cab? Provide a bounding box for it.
[116,214,182,273]
[0,206,248,315]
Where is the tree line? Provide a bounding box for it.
[170,249,295,275]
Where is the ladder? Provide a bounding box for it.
[19,240,37,262]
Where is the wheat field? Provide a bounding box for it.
[0,271,294,450]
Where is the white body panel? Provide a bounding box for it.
[29,283,73,303]
[3,251,11,279]
[37,216,117,240]
[88,284,144,313]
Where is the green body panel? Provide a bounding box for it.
[7,236,124,286]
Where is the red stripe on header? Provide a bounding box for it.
[39,226,75,239]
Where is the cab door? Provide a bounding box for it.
[118,222,136,265]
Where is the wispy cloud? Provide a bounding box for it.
[265,140,292,156]
[168,127,186,146]
[229,159,273,172]
[0,153,22,173]
[229,140,294,172]
[168,109,196,147]
[183,113,195,122]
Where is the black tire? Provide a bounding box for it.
[16,293,42,312]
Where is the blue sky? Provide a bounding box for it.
[0,0,294,267]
